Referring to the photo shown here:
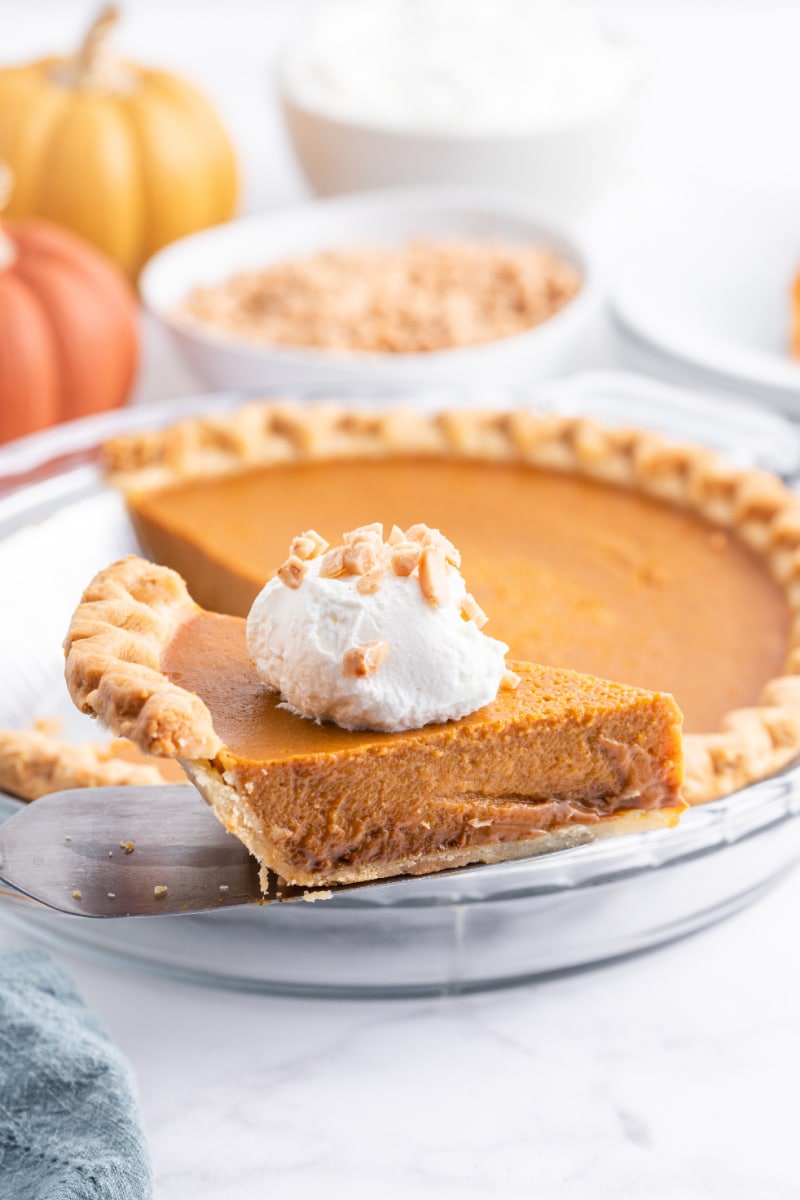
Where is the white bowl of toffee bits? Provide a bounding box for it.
[140,187,599,393]
[279,0,643,218]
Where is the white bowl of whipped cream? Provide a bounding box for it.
[280,0,643,219]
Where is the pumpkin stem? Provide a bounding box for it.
[75,5,120,80]
[0,162,16,270]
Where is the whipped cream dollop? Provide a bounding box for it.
[246,523,513,732]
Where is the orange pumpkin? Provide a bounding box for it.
[0,179,138,445]
[0,6,239,280]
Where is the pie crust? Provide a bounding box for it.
[103,401,800,806]
[0,728,169,801]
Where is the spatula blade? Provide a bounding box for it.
[0,785,273,917]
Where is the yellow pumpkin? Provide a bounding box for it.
[0,5,238,280]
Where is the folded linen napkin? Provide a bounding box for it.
[0,949,153,1200]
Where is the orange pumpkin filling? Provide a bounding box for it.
[131,457,789,735]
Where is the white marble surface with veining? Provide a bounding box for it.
[2,1,800,1196]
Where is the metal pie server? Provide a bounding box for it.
[0,785,336,917]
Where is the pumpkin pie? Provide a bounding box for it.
[64,555,685,887]
[100,402,800,808]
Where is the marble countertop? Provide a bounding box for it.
[2,871,799,1199]
[3,1,800,1195]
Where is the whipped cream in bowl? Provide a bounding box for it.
[246,522,515,733]
[283,0,640,137]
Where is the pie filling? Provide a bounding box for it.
[132,457,790,736]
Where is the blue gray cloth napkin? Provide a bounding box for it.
[0,949,153,1200]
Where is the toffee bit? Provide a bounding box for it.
[461,592,488,629]
[342,640,390,678]
[404,522,429,544]
[344,522,383,544]
[391,542,421,577]
[120,841,135,855]
[501,668,521,690]
[405,523,461,567]
[277,555,308,589]
[154,885,168,899]
[290,529,329,560]
[433,533,461,568]
[357,568,384,594]
[343,539,379,576]
[72,889,82,901]
[319,545,347,579]
[418,546,449,605]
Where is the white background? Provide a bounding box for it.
[2,2,800,1196]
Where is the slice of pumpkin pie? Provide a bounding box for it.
[64,521,684,889]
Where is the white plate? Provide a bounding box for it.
[611,189,800,410]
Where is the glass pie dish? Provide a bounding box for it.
[1,371,799,998]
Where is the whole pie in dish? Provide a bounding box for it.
[51,400,800,887]
[100,402,800,808]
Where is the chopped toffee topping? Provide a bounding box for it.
[342,640,390,679]
[276,522,480,620]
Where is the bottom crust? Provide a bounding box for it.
[185,760,683,889]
